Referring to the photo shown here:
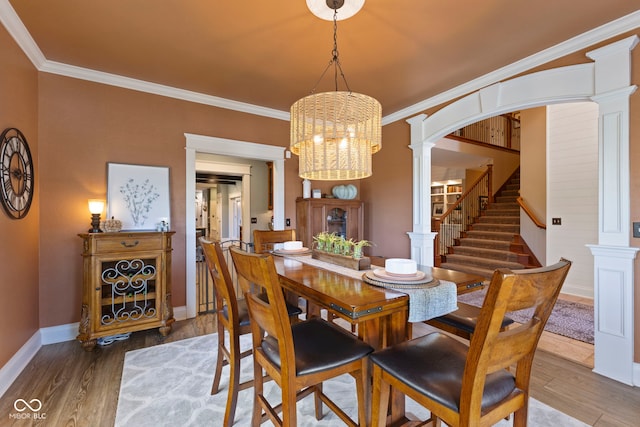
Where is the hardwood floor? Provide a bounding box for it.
[1,311,638,426]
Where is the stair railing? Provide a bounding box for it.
[517,197,546,229]
[433,165,493,264]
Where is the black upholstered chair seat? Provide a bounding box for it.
[435,302,514,335]
[370,332,516,412]
[261,317,373,376]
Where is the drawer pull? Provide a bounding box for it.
[121,240,139,248]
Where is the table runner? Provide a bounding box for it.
[277,254,457,322]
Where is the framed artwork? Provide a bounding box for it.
[432,203,444,216]
[107,163,170,231]
[479,195,489,211]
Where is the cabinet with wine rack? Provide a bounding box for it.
[77,231,175,351]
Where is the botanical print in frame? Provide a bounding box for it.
[107,163,170,231]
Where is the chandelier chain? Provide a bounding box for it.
[308,1,352,94]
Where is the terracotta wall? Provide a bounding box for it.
[36,74,292,327]
[0,27,39,367]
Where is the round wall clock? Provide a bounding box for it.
[0,128,34,219]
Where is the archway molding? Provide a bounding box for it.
[407,35,639,385]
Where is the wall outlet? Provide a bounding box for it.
[633,222,640,238]
[286,218,291,226]
[552,217,562,225]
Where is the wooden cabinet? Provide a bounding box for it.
[77,231,175,351]
[296,198,364,249]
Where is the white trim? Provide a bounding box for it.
[40,322,78,345]
[0,331,40,399]
[409,35,639,386]
[634,362,640,386]
[0,0,637,125]
[383,10,640,125]
[185,134,286,318]
[1,304,188,398]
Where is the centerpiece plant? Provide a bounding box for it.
[312,232,372,260]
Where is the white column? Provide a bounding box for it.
[586,35,639,385]
[407,114,438,266]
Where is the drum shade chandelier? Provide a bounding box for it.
[290,0,381,180]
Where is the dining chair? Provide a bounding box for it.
[229,246,374,427]
[253,229,296,254]
[370,258,571,427]
[199,238,302,427]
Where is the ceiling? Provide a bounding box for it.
[7,1,638,121]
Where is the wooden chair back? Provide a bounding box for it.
[230,246,372,426]
[461,258,572,425]
[200,237,240,329]
[199,237,254,427]
[253,229,296,254]
[229,247,296,376]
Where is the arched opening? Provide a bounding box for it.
[408,36,639,385]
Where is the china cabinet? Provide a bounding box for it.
[296,198,363,249]
[76,231,175,351]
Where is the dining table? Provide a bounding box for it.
[272,254,481,425]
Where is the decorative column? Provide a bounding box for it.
[586,35,639,386]
[407,114,438,267]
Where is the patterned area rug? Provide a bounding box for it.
[458,289,594,344]
[115,334,589,426]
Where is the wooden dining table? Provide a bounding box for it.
[273,256,410,424]
[272,255,483,425]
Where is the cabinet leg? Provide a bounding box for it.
[80,339,97,352]
[159,324,172,336]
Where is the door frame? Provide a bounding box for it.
[185,134,285,318]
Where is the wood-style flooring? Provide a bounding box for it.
[1,307,638,426]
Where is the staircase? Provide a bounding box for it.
[440,172,539,279]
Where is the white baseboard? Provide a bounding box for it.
[634,362,640,387]
[0,305,189,400]
[0,331,40,399]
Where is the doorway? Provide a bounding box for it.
[185,134,286,319]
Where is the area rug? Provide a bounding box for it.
[458,289,594,344]
[115,334,588,426]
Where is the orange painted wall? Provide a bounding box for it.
[37,74,292,327]
[0,27,39,367]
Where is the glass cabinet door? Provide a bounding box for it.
[326,207,347,238]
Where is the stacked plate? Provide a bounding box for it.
[362,258,436,288]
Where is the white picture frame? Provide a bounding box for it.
[432,203,444,217]
[107,163,170,231]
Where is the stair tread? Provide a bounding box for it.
[444,253,525,269]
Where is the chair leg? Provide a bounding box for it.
[211,324,226,394]
[251,362,264,427]
[314,382,323,420]
[356,361,369,427]
[223,334,242,427]
[371,364,390,427]
[513,401,529,427]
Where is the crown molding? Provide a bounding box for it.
[0,0,637,126]
[39,60,290,121]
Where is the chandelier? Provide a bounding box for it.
[290,0,381,181]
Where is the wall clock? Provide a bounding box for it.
[0,128,34,219]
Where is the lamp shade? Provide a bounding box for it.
[290,91,381,180]
[88,199,105,214]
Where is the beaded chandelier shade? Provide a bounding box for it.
[290,91,381,180]
[291,0,381,181]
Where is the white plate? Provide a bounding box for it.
[373,268,426,281]
[272,247,311,255]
